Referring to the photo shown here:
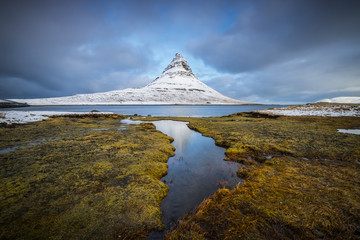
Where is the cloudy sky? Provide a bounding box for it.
[1,0,359,104]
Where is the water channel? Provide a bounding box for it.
[139,120,242,239]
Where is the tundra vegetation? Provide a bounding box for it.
[0,114,175,239]
[157,112,360,239]
[1,107,360,240]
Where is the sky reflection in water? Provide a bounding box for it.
[151,120,241,233]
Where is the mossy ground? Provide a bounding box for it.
[0,114,175,239]
[2,112,360,239]
[158,113,360,239]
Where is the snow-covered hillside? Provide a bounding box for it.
[11,53,249,105]
[317,97,360,104]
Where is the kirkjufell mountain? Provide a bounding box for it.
[12,53,249,105]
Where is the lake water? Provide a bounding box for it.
[2,105,286,117]
[337,129,360,135]
[141,120,241,239]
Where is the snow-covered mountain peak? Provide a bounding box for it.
[12,53,250,105]
[161,52,193,75]
[172,53,186,63]
[147,53,201,89]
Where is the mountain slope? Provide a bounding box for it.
[12,53,249,105]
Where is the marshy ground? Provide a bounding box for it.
[157,113,360,239]
[1,109,360,239]
[0,114,175,239]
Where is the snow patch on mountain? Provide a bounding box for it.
[11,53,249,105]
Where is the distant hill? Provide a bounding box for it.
[317,97,360,104]
[0,99,28,108]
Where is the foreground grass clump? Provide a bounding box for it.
[166,113,360,239]
[0,115,175,239]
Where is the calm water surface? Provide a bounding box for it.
[2,105,286,117]
[337,129,360,135]
[145,120,241,239]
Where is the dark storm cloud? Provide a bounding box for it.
[187,0,360,103]
[189,0,360,73]
[0,0,154,98]
[0,0,235,99]
[0,0,245,99]
[1,0,359,103]
[204,45,360,103]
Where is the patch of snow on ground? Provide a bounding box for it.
[258,104,360,117]
[0,111,114,124]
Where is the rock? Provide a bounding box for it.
[312,229,325,238]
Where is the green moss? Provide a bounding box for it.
[0,115,175,239]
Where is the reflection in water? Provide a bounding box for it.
[148,121,241,239]
[337,129,360,135]
[152,121,193,153]
[120,118,143,124]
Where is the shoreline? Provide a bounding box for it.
[2,103,261,107]
[1,103,358,125]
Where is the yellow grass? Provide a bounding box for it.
[0,115,175,239]
[165,112,360,239]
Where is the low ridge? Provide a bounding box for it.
[12,53,250,105]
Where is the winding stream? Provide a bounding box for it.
[146,120,241,239]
